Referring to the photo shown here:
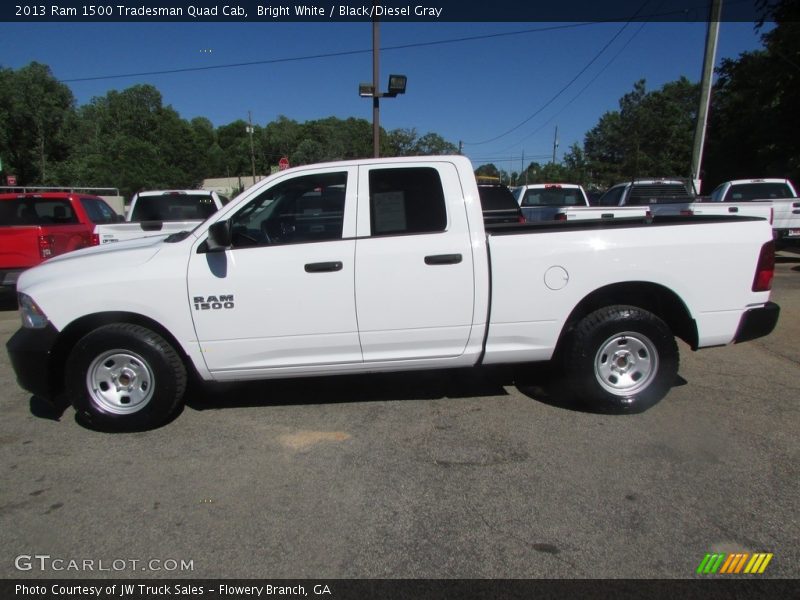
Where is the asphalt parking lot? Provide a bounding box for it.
[0,252,798,580]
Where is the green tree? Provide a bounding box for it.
[0,62,74,184]
[704,4,799,187]
[582,78,699,187]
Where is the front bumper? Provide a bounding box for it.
[0,269,24,288]
[6,323,60,400]
[733,302,780,344]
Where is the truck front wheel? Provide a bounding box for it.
[66,324,187,430]
[563,305,679,412]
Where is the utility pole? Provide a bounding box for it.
[691,0,722,195]
[552,125,559,164]
[372,1,380,158]
[247,111,257,186]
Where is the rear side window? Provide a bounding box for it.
[0,199,78,226]
[597,186,625,206]
[80,197,118,224]
[368,167,446,236]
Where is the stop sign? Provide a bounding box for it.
[6,175,17,186]
[278,157,290,171]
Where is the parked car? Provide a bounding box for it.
[7,155,778,430]
[706,179,800,245]
[516,183,589,221]
[95,190,228,244]
[594,178,774,225]
[477,183,525,225]
[0,192,118,290]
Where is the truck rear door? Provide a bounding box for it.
[354,161,475,361]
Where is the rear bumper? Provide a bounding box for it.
[733,302,780,344]
[6,324,60,400]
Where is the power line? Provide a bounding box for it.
[491,18,652,157]
[463,0,653,146]
[58,22,600,83]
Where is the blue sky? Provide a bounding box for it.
[0,20,768,171]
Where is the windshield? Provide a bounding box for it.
[727,183,793,201]
[0,198,79,226]
[131,194,218,221]
[521,187,586,207]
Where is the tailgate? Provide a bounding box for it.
[771,199,800,232]
[0,226,42,269]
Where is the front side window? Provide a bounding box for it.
[368,167,446,236]
[229,171,347,248]
[80,197,117,224]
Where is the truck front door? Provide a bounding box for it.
[187,166,361,376]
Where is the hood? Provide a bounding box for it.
[17,235,168,292]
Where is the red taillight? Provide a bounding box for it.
[518,214,526,223]
[38,235,54,259]
[90,233,100,246]
[554,213,567,221]
[680,209,694,216]
[752,241,775,292]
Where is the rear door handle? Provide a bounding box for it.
[424,253,462,266]
[305,261,343,273]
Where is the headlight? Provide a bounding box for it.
[18,293,49,329]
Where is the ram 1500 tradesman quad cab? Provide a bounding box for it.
[6,156,780,430]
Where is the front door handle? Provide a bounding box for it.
[305,261,343,273]
[424,253,462,266]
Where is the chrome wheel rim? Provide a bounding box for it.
[594,331,658,400]
[86,349,154,415]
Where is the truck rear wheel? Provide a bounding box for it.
[66,323,187,430]
[563,305,678,412]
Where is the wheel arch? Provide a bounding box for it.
[50,311,195,397]
[555,281,698,356]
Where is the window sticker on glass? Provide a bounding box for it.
[373,191,406,234]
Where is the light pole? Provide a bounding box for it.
[691,0,722,195]
[246,111,257,187]
[360,8,407,158]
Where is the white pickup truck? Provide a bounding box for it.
[597,178,775,224]
[516,183,650,222]
[94,190,228,244]
[6,156,779,431]
[707,178,800,246]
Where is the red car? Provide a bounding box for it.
[0,192,119,290]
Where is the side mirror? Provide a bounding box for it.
[206,220,232,252]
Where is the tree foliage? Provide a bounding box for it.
[0,62,74,185]
[703,2,800,188]
[0,62,460,198]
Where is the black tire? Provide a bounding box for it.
[562,305,679,412]
[66,323,187,431]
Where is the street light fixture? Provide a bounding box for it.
[386,74,407,97]
[359,73,408,157]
